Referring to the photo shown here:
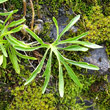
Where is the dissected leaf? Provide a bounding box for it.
[14,45,46,51]
[57,15,80,42]
[8,18,26,28]
[1,25,23,38]
[0,0,8,4]
[42,51,52,94]
[25,28,44,45]
[53,17,59,40]
[8,47,20,74]
[59,45,88,51]
[0,20,3,23]
[64,57,99,70]
[16,51,37,60]
[53,49,64,97]
[6,34,30,47]
[0,10,18,16]
[24,49,49,85]
[3,10,18,26]
[57,32,88,45]
[0,40,7,44]
[0,44,8,57]
[58,41,103,49]
[55,50,82,87]
[63,61,82,87]
[0,55,3,65]
[2,55,6,68]
[58,63,64,97]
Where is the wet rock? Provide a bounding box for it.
[50,15,78,40]
[84,46,110,75]
[76,97,94,110]
[84,100,94,110]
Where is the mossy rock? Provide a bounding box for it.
[9,82,56,110]
[82,5,110,43]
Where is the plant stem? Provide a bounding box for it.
[23,0,26,17]
[30,0,35,31]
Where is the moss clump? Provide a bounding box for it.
[83,75,110,110]
[7,0,23,10]
[56,79,85,110]
[82,5,110,43]
[9,82,56,110]
[103,3,110,16]
[54,74,97,110]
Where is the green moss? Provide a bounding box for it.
[7,0,23,10]
[103,3,110,16]
[76,4,110,59]
[82,5,110,43]
[9,82,56,110]
[81,75,110,110]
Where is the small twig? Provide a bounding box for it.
[23,0,26,17]
[24,51,35,69]
[3,3,7,12]
[30,0,35,31]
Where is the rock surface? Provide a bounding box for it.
[84,46,110,75]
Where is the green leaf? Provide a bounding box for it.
[14,45,46,51]
[1,25,23,38]
[53,17,59,40]
[64,58,99,70]
[0,0,8,4]
[58,63,64,97]
[57,32,88,44]
[63,61,82,87]
[58,41,103,49]
[53,49,64,97]
[42,51,52,94]
[2,55,6,68]
[0,55,3,66]
[3,10,18,26]
[8,18,26,28]
[0,44,8,57]
[24,49,49,85]
[8,47,20,74]
[59,45,88,52]
[6,34,30,47]
[25,28,44,45]
[0,12,11,16]
[54,50,82,88]
[16,51,37,60]
[3,13,13,26]
[0,20,3,23]
[0,40,7,44]
[0,10,18,16]
[57,15,80,42]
